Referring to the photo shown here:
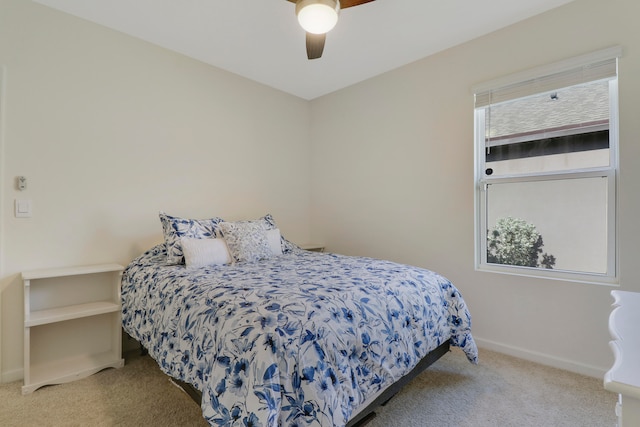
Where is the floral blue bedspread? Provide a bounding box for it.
[121,245,477,427]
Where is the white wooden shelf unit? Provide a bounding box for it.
[605,290,640,427]
[22,263,125,395]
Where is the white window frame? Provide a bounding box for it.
[473,48,621,285]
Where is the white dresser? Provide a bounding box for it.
[605,290,640,427]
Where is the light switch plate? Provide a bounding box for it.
[15,199,32,218]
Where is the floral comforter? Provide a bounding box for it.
[121,245,477,427]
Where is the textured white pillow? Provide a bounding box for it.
[180,237,232,268]
[266,228,283,255]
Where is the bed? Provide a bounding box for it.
[121,213,478,427]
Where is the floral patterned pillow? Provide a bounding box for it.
[159,212,224,265]
[258,213,296,254]
[218,220,273,263]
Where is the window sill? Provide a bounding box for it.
[476,264,619,287]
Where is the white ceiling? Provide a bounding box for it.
[33,0,574,100]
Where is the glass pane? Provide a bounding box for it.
[484,80,610,177]
[486,176,608,274]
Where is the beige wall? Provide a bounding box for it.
[0,0,312,380]
[310,0,640,376]
[2,0,639,383]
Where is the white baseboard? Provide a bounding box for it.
[474,337,608,379]
[2,339,608,383]
[1,367,23,384]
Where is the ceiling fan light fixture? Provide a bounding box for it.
[296,0,340,34]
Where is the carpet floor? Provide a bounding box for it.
[0,348,617,426]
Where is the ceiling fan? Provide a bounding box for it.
[286,0,375,60]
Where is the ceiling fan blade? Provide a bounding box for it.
[306,32,325,60]
[286,0,375,59]
[340,0,375,9]
[285,0,374,8]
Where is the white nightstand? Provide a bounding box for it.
[605,290,640,426]
[300,244,325,252]
[22,264,125,394]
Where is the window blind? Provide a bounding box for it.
[474,46,622,108]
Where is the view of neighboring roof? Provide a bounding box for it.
[486,80,609,145]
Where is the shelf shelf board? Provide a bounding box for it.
[299,244,325,252]
[22,351,124,395]
[22,263,123,281]
[26,301,120,327]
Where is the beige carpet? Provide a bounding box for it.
[0,348,617,427]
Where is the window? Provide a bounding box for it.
[474,47,621,284]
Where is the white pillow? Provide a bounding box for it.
[180,237,232,268]
[266,228,283,255]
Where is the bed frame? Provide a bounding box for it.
[160,339,451,427]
